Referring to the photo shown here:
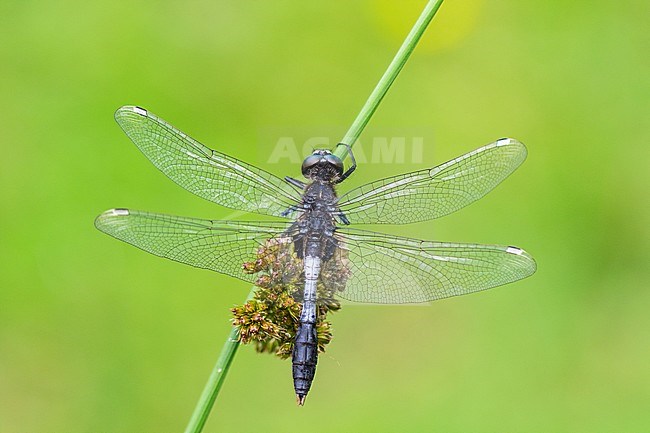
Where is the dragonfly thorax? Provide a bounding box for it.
[301,149,343,182]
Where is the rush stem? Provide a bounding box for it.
[184,1,445,431]
[334,0,445,162]
[183,288,255,433]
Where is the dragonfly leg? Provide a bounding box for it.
[285,176,307,189]
[281,205,299,217]
[335,142,356,183]
[336,212,350,225]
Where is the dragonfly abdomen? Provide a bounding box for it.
[292,321,317,406]
[292,255,320,405]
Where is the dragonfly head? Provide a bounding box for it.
[301,149,344,181]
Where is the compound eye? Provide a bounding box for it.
[324,154,344,175]
[301,154,321,176]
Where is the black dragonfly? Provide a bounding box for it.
[95,106,536,405]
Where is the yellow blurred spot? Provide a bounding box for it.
[368,0,483,53]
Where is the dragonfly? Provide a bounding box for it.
[95,106,536,405]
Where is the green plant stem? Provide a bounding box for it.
[183,287,255,433]
[185,1,444,431]
[334,0,445,161]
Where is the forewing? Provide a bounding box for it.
[331,228,536,304]
[114,106,301,217]
[95,208,290,283]
[337,138,527,224]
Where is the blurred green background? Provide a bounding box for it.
[1,1,648,432]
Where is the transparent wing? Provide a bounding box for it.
[337,138,528,224]
[114,106,302,217]
[95,208,291,283]
[331,228,536,304]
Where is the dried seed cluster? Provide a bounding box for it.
[232,237,348,359]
